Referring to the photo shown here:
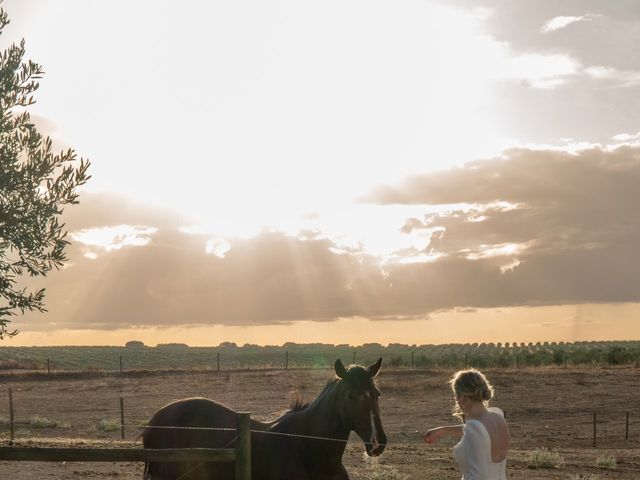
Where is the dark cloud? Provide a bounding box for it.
[17,146,640,331]
[20,193,389,330]
[488,81,640,145]
[62,192,187,231]
[432,1,640,145]
[365,144,640,310]
[442,0,640,70]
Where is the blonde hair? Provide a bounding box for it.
[449,369,494,420]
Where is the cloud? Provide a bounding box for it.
[612,131,640,143]
[71,225,158,254]
[441,1,640,71]
[20,193,390,330]
[541,15,598,34]
[584,66,640,88]
[497,52,579,89]
[17,146,640,331]
[363,144,640,309]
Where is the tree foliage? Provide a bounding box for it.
[0,6,90,338]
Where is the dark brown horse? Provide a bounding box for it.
[142,358,387,479]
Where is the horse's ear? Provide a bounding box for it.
[335,359,348,379]
[367,357,383,377]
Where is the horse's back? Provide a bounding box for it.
[143,397,238,479]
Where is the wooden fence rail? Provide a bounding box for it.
[0,412,252,480]
[0,447,236,463]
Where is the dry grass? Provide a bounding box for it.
[527,448,566,469]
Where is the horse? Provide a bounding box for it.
[142,358,387,479]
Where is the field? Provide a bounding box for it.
[1,340,639,371]
[1,365,639,479]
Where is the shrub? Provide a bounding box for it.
[595,455,616,469]
[27,416,59,428]
[527,448,565,469]
[97,419,120,432]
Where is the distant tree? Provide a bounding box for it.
[125,340,145,348]
[0,6,90,339]
[386,355,406,367]
[157,343,189,349]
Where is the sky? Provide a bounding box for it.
[2,0,640,346]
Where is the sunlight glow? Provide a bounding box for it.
[497,53,579,89]
[499,258,521,274]
[463,242,526,260]
[541,15,592,33]
[71,225,157,251]
[205,238,231,258]
[10,304,640,346]
[394,252,444,265]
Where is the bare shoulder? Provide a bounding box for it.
[487,406,504,418]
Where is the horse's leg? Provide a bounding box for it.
[308,466,349,480]
[144,462,179,480]
[324,466,350,480]
[332,466,350,480]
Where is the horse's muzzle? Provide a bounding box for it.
[365,432,387,457]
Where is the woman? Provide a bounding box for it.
[423,369,509,480]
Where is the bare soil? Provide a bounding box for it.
[1,366,639,479]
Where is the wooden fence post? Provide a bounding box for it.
[119,356,123,376]
[8,387,14,444]
[120,397,125,440]
[285,351,288,370]
[353,351,356,364]
[593,413,597,447]
[465,352,468,369]
[217,352,220,371]
[236,412,251,480]
[626,411,629,440]
[47,358,51,375]
[411,351,414,369]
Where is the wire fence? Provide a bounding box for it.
[1,342,640,373]
[1,379,638,450]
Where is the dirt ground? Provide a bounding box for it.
[1,366,639,479]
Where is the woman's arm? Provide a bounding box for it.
[423,425,463,444]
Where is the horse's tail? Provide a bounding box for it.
[143,462,150,479]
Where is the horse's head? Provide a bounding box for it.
[334,357,387,456]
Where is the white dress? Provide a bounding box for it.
[452,407,507,480]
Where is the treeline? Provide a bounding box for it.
[0,340,639,372]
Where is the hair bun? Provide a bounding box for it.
[481,386,492,401]
[473,386,490,402]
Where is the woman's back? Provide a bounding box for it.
[453,407,508,480]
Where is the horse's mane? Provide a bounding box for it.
[288,390,309,411]
[287,378,339,412]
